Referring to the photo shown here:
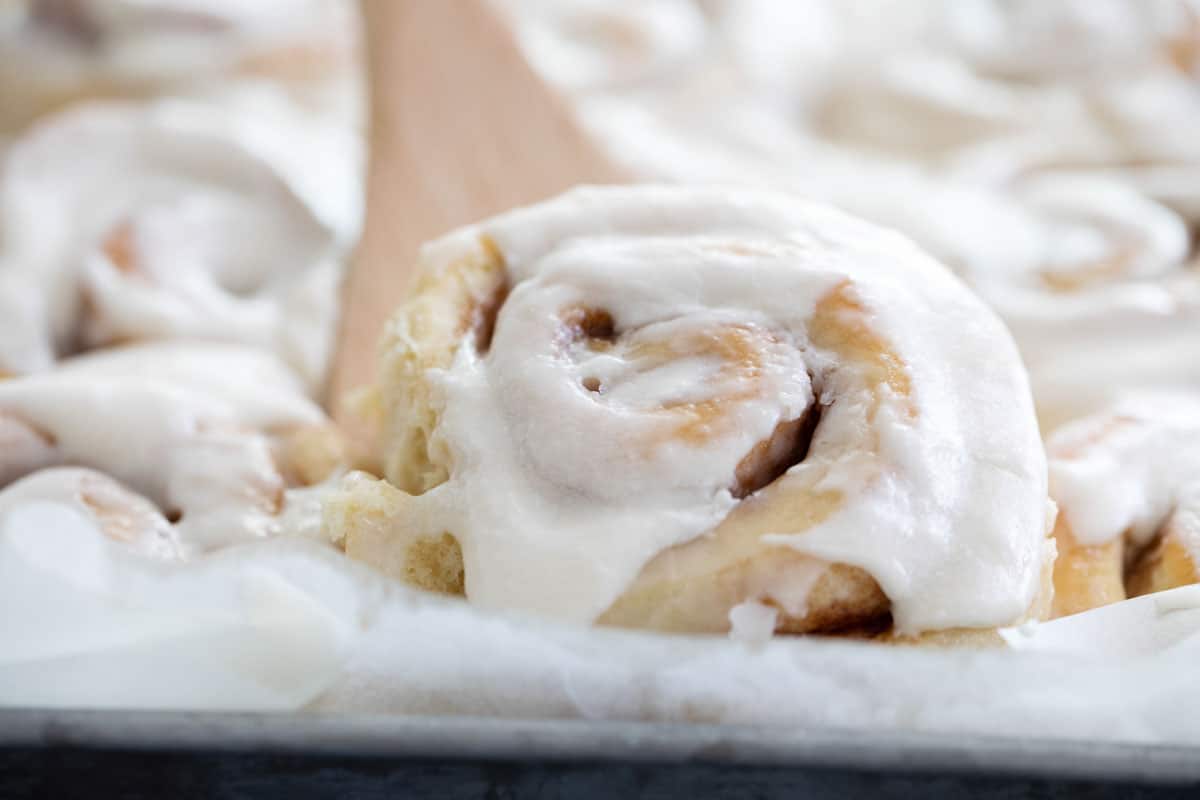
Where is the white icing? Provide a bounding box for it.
[0,467,181,561]
[0,89,360,388]
[0,342,325,554]
[397,186,1047,633]
[1048,394,1200,552]
[993,275,1200,433]
[962,177,1200,431]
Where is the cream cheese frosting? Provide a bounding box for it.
[0,88,361,388]
[1049,394,1200,551]
[357,186,1050,634]
[0,467,183,561]
[0,342,333,554]
[901,176,1200,431]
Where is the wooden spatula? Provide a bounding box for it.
[328,0,624,428]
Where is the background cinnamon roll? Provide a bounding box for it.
[0,467,183,561]
[328,186,1054,640]
[0,342,344,554]
[0,89,362,389]
[0,0,360,135]
[888,174,1200,433]
[1048,394,1200,618]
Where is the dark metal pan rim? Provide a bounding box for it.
[1,708,1198,785]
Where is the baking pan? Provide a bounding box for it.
[2,709,1199,798]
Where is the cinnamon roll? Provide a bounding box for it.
[0,90,361,388]
[931,175,1200,432]
[1048,394,1200,618]
[827,170,1198,431]
[0,467,183,561]
[814,1,1200,187]
[328,186,1054,639]
[0,0,360,134]
[0,342,344,553]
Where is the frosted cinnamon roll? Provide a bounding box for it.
[812,0,1200,216]
[0,91,361,387]
[1048,394,1200,618]
[970,177,1198,431]
[0,0,360,133]
[0,467,182,561]
[327,186,1053,639]
[846,172,1200,432]
[0,342,344,553]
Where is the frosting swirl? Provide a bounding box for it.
[871,175,1200,432]
[0,89,361,388]
[0,342,341,554]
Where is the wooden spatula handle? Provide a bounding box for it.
[329,1,623,422]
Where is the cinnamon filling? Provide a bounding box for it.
[79,476,160,543]
[1127,528,1199,598]
[1039,247,1137,292]
[559,306,616,347]
[471,279,511,355]
[556,306,832,496]
[100,221,140,275]
[809,282,914,418]
[732,401,822,500]
[454,236,511,357]
[1163,9,1200,74]
[628,325,777,445]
